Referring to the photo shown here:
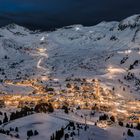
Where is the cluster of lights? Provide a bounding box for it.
[3,76,140,124]
[118,49,132,54]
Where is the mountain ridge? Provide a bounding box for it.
[1,14,140,98]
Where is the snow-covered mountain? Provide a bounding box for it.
[1,15,140,97]
[1,14,140,140]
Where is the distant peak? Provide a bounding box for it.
[3,23,21,29]
[118,14,140,30]
[2,23,30,33]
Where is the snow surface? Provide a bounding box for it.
[1,112,140,140]
[1,14,140,139]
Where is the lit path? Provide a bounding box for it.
[37,58,47,71]
[36,47,50,75]
[4,40,50,92]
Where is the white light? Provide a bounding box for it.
[75,27,80,31]
[116,109,127,113]
[117,94,123,98]
[37,48,46,53]
[40,36,45,41]
[41,76,49,81]
[107,66,125,74]
[124,50,132,54]
[118,50,132,54]
[117,51,124,54]
[53,78,59,82]
[89,31,93,33]
[87,79,92,83]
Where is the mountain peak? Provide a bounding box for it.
[119,14,140,30]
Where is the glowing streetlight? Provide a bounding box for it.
[37,48,46,53]
[40,36,45,41]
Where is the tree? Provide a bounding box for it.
[50,133,55,140]
[27,130,33,137]
[35,103,48,113]
[0,120,2,125]
[110,116,115,122]
[4,55,8,59]
[15,127,18,132]
[66,83,71,88]
[65,133,69,140]
[118,121,123,127]
[10,127,14,131]
[99,114,109,121]
[62,105,69,114]
[68,126,71,131]
[0,111,3,115]
[34,102,54,113]
[77,106,81,110]
[127,129,134,137]
[112,87,115,91]
[54,128,64,140]
[130,124,133,128]
[84,125,87,131]
[6,130,10,135]
[34,130,39,136]
[15,134,20,138]
[73,125,75,130]
[126,123,130,128]
[60,127,64,137]
[3,113,8,123]
[48,103,54,113]
[10,112,16,121]
[50,135,53,140]
[136,123,140,130]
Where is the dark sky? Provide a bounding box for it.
[0,0,140,30]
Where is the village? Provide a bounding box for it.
[0,77,140,125]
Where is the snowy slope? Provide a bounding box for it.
[1,14,140,140]
[0,113,122,140]
[1,15,140,96]
[1,112,140,140]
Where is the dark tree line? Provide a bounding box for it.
[27,129,39,138]
[34,102,54,113]
[0,127,20,139]
[10,107,34,121]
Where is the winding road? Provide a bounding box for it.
[36,47,50,75]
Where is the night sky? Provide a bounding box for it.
[1,0,140,30]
